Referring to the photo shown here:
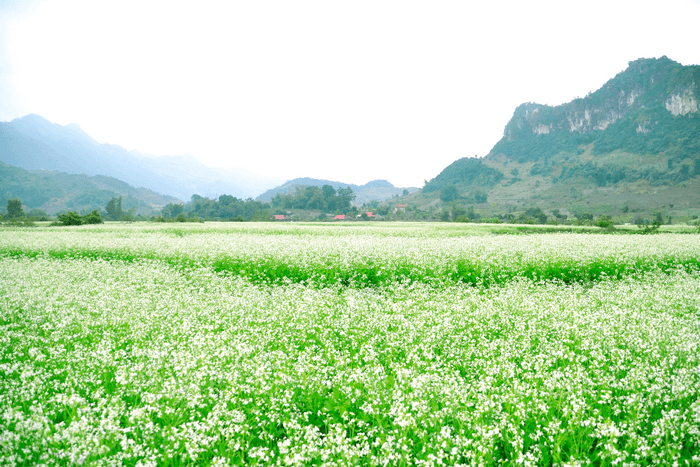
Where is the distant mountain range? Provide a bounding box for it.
[0,113,417,213]
[7,56,697,220]
[256,177,419,205]
[0,114,283,201]
[0,161,181,215]
[417,56,700,218]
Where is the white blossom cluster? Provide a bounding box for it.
[0,224,698,287]
[1,224,699,465]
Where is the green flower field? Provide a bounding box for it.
[1,223,699,466]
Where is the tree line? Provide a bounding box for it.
[271,185,355,212]
[0,197,103,226]
[1,185,358,225]
[157,195,271,222]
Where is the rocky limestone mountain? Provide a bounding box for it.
[419,56,700,220]
[490,56,699,162]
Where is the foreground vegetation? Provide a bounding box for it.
[1,223,699,466]
[1,223,699,288]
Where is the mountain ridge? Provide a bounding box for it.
[256,177,419,205]
[417,56,700,220]
[0,161,181,215]
[489,56,700,162]
[0,114,283,201]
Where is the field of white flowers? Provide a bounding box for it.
[1,223,699,287]
[1,223,699,466]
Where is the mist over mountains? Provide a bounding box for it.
[0,113,417,214]
[3,56,699,221]
[0,114,283,201]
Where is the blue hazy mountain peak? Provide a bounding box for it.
[0,114,282,200]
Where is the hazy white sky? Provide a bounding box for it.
[2,0,700,187]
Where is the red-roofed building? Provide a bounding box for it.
[365,212,375,217]
[272,215,285,220]
[333,215,345,220]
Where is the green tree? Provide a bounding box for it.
[321,185,336,200]
[654,212,664,225]
[306,191,327,210]
[575,212,594,225]
[6,198,24,219]
[162,203,184,219]
[105,196,124,220]
[466,206,481,222]
[123,207,136,222]
[251,210,270,222]
[451,202,466,220]
[335,188,355,211]
[516,213,535,224]
[524,207,547,224]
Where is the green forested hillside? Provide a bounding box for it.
[0,162,180,215]
[412,57,700,222]
[422,158,504,193]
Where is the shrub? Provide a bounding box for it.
[4,217,35,227]
[83,210,104,225]
[27,208,49,221]
[595,215,614,229]
[637,220,661,234]
[57,212,83,226]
